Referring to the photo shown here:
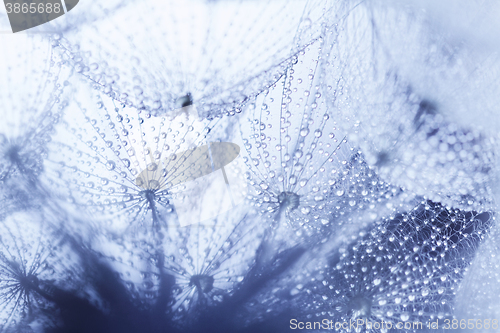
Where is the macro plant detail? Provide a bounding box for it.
[238,41,353,241]
[297,202,492,331]
[53,0,344,118]
[0,210,83,332]
[1,1,500,333]
[321,0,499,212]
[239,42,414,247]
[160,210,264,325]
[0,34,70,189]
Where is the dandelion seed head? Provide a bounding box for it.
[55,0,341,118]
[0,210,82,331]
[0,1,498,332]
[159,209,264,324]
[239,40,356,241]
[278,192,300,212]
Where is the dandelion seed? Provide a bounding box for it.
[237,41,353,241]
[0,34,70,188]
[89,207,265,327]
[456,216,500,323]
[297,201,492,329]
[161,209,264,324]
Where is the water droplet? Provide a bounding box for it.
[106,161,116,171]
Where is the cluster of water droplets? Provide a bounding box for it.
[0,210,85,332]
[51,0,356,118]
[239,40,350,240]
[304,202,491,329]
[238,41,416,248]
[42,83,224,235]
[321,0,499,212]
